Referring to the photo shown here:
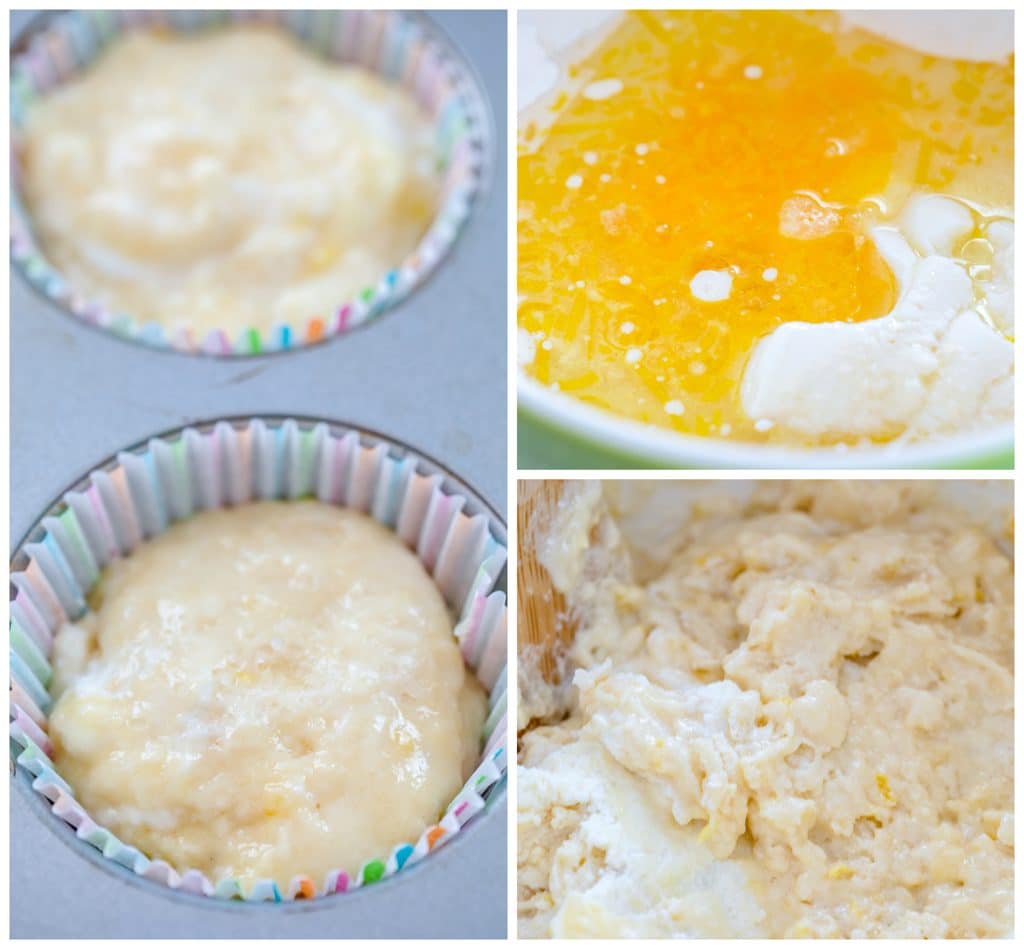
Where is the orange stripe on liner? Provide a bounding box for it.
[426,826,445,849]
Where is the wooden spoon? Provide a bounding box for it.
[517,480,577,684]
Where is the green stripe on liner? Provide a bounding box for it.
[25,255,48,282]
[10,71,35,122]
[362,860,385,884]
[88,9,116,43]
[11,619,52,687]
[172,438,193,516]
[246,328,261,354]
[59,507,99,588]
[111,315,134,337]
[309,10,333,56]
[10,652,50,713]
[298,429,315,497]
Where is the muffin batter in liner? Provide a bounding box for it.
[10,10,490,355]
[10,417,507,901]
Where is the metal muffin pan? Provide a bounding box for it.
[9,9,508,939]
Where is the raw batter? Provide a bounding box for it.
[19,27,441,336]
[50,501,486,887]
[519,482,1013,937]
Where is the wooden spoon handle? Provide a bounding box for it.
[517,480,576,683]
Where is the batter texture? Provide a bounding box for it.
[50,501,486,886]
[519,482,1013,937]
[20,27,440,336]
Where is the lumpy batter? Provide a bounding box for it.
[519,482,1013,937]
[20,27,441,336]
[50,501,486,886]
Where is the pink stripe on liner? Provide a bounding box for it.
[477,607,508,690]
[10,224,28,257]
[179,870,211,896]
[196,425,219,507]
[44,30,72,83]
[423,495,452,568]
[208,426,223,507]
[237,427,253,503]
[26,47,49,93]
[51,791,87,825]
[109,467,142,551]
[368,11,386,74]
[12,707,52,756]
[361,12,379,70]
[403,38,424,93]
[24,561,67,626]
[345,10,363,63]
[170,326,193,352]
[433,57,449,116]
[14,590,54,656]
[336,304,352,333]
[11,682,48,728]
[85,484,119,560]
[81,300,106,325]
[330,436,349,504]
[201,329,228,355]
[418,50,437,114]
[460,594,486,660]
[333,872,350,894]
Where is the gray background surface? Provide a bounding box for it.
[10,9,508,939]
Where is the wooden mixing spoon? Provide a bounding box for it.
[517,480,577,685]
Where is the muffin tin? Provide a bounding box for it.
[9,9,508,939]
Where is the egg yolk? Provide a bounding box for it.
[518,10,1013,443]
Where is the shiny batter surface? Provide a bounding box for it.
[50,501,486,886]
[519,482,1013,937]
[20,27,440,336]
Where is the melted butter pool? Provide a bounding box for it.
[518,10,1013,445]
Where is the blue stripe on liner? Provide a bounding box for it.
[42,533,87,617]
[10,651,51,713]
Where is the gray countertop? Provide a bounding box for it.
[10,9,508,939]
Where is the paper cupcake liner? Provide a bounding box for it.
[9,416,508,902]
[10,10,491,356]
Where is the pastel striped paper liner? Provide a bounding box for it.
[9,417,508,902]
[10,9,489,355]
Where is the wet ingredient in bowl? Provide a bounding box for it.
[518,11,1013,447]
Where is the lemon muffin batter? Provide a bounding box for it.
[519,482,1013,937]
[20,27,440,336]
[50,501,486,887]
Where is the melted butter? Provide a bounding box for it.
[518,10,1014,444]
